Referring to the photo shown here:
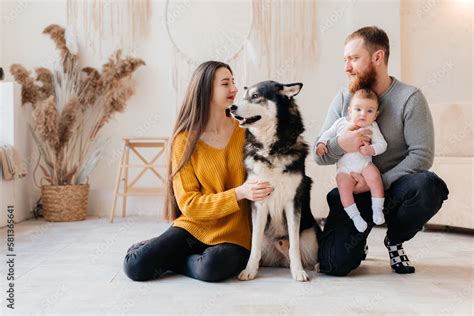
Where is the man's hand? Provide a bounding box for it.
[337,125,372,153]
[316,143,328,156]
[359,141,375,156]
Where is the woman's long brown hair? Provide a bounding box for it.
[163,61,233,221]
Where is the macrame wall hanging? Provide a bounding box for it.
[67,0,152,58]
[165,0,318,112]
[251,0,318,79]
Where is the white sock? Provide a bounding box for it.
[344,203,367,232]
[372,197,385,225]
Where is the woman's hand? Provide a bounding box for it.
[235,179,273,201]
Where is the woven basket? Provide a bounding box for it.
[41,184,89,222]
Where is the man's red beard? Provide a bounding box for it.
[348,62,377,93]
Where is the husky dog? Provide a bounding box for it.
[229,81,319,282]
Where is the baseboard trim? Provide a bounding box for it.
[423,223,474,235]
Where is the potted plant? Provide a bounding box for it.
[10,24,145,221]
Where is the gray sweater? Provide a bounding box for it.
[312,77,434,189]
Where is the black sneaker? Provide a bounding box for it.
[361,243,368,260]
[384,236,415,274]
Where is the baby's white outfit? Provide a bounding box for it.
[318,117,387,174]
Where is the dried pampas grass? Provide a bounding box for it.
[10,23,144,186]
[33,96,60,150]
[43,24,77,73]
[43,24,76,61]
[43,24,68,54]
[10,64,40,107]
[35,67,54,100]
[91,81,135,139]
[80,67,103,107]
[58,96,80,148]
[102,50,145,84]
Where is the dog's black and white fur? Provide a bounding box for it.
[229,81,319,282]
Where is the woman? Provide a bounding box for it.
[123,61,273,282]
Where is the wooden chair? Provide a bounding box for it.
[110,137,169,223]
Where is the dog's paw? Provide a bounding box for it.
[314,262,320,273]
[238,268,258,281]
[291,269,309,282]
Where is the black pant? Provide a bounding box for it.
[318,171,449,276]
[123,226,250,282]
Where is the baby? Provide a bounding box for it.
[316,89,387,232]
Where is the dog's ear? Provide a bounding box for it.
[281,83,303,98]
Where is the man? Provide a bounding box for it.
[314,26,449,276]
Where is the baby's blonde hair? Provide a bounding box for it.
[350,88,379,110]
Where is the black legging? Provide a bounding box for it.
[123,226,250,282]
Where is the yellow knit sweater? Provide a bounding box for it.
[171,121,251,250]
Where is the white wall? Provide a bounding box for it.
[400,0,473,228]
[401,0,473,158]
[1,0,470,223]
[401,0,472,105]
[0,0,3,68]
